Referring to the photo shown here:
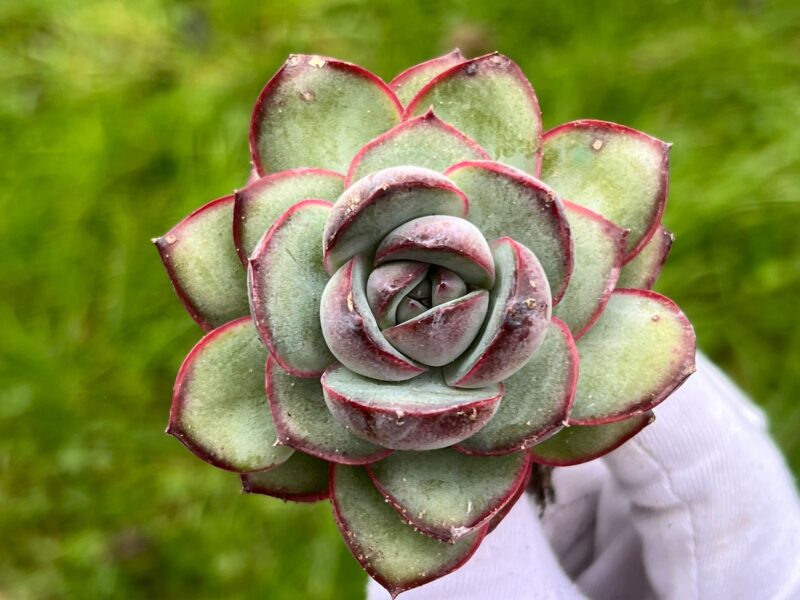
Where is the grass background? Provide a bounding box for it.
[1,0,798,598]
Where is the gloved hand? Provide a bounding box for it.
[367,354,800,599]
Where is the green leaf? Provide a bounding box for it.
[541,119,670,257]
[366,449,529,541]
[569,290,696,424]
[617,225,674,289]
[168,318,294,472]
[241,451,330,502]
[445,161,573,303]
[331,465,485,598]
[233,168,343,263]
[530,413,654,466]
[249,200,334,377]
[322,365,503,450]
[250,54,402,175]
[267,356,391,465]
[390,49,466,106]
[444,238,551,388]
[406,53,542,173]
[322,166,468,274]
[554,201,628,338]
[345,110,489,186]
[154,196,249,331]
[455,318,577,455]
[320,256,426,382]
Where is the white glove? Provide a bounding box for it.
[367,354,800,599]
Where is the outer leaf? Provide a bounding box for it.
[530,413,654,466]
[554,201,628,338]
[167,318,293,472]
[321,256,426,381]
[331,465,486,598]
[455,318,577,455]
[541,120,670,257]
[345,109,490,186]
[375,216,496,288]
[233,168,344,264]
[322,166,468,274]
[266,356,391,465]
[322,365,503,451]
[365,449,530,542]
[248,200,334,377]
[383,291,489,367]
[390,49,466,105]
[444,237,552,388]
[241,451,330,502]
[445,161,573,304]
[250,54,402,175]
[154,196,249,331]
[487,465,532,533]
[569,290,696,425]
[405,53,543,174]
[617,225,674,289]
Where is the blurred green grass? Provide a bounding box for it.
[1,0,798,597]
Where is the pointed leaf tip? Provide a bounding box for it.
[345,110,490,186]
[554,201,628,338]
[405,53,543,174]
[250,55,402,175]
[390,49,468,106]
[331,465,486,596]
[541,120,669,258]
[155,195,249,331]
[568,289,696,425]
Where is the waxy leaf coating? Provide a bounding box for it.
[456,318,577,455]
[267,356,391,465]
[241,451,330,502]
[346,110,489,186]
[366,449,530,541]
[446,161,573,304]
[248,200,334,377]
[375,215,496,288]
[406,53,542,174]
[322,166,468,274]
[445,238,552,388]
[367,261,430,329]
[431,268,467,306]
[168,318,293,472]
[331,465,486,598]
[322,366,503,451]
[390,49,466,105]
[383,291,489,367]
[233,168,343,264]
[251,54,402,175]
[530,412,654,466]
[569,290,696,424]
[320,256,425,381]
[154,196,249,331]
[554,201,628,338]
[618,225,674,289]
[541,120,669,257]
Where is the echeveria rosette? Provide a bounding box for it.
[154,50,696,597]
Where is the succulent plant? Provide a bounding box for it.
[154,50,696,597]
